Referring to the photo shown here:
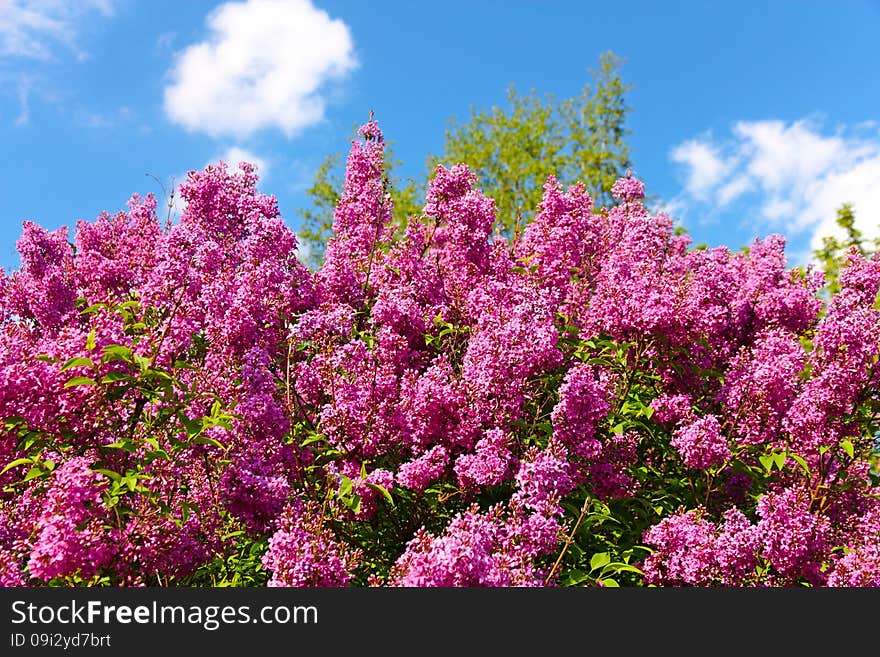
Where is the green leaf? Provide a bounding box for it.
[182,417,202,438]
[101,371,129,383]
[773,452,787,470]
[590,552,611,571]
[606,563,644,576]
[840,439,855,459]
[143,369,172,382]
[92,468,121,482]
[85,328,97,352]
[60,357,94,372]
[534,421,553,435]
[79,303,105,316]
[300,434,326,448]
[366,482,394,506]
[561,569,590,586]
[787,453,810,476]
[758,454,775,473]
[103,440,136,453]
[2,416,27,430]
[338,475,353,498]
[23,466,46,482]
[0,457,34,476]
[192,436,227,451]
[600,578,620,587]
[101,344,133,362]
[63,376,99,388]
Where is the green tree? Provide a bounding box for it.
[813,203,877,296]
[297,51,632,266]
[436,51,632,240]
[296,152,342,269]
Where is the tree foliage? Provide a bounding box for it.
[813,203,879,296]
[435,51,632,240]
[297,51,632,266]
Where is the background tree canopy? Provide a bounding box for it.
[297,51,632,269]
[813,202,879,296]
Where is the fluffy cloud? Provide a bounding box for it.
[0,0,114,60]
[670,138,734,201]
[670,119,880,253]
[163,0,357,139]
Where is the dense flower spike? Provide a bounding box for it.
[551,364,614,459]
[640,507,759,586]
[27,458,117,581]
[263,498,361,587]
[454,429,513,489]
[719,328,805,446]
[1,119,879,588]
[318,120,393,305]
[671,415,730,470]
[515,177,599,303]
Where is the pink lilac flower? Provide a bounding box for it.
[827,508,880,587]
[515,177,600,303]
[454,428,514,489]
[756,487,829,585]
[610,175,645,202]
[640,507,759,586]
[551,363,614,459]
[398,445,449,492]
[649,393,694,429]
[27,458,117,581]
[720,328,805,446]
[588,432,641,500]
[263,498,361,587]
[671,415,730,470]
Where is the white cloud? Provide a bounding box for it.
[0,0,114,60]
[85,105,132,129]
[163,0,357,139]
[733,120,847,192]
[156,31,176,50]
[669,119,880,255]
[13,75,30,125]
[670,138,733,200]
[0,1,114,125]
[717,175,750,206]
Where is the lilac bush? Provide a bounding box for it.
[1,120,879,587]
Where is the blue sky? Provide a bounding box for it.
[2,0,880,272]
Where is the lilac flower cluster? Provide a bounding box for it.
[671,415,730,470]
[263,498,362,587]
